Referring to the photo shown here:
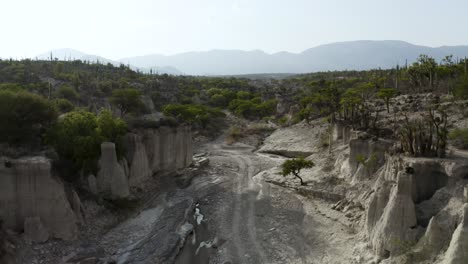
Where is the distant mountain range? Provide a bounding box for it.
[35,48,183,75]
[37,41,468,76]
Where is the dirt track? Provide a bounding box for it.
[184,140,357,264]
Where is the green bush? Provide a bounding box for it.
[55,85,79,100]
[109,88,144,117]
[0,90,57,146]
[54,98,75,113]
[46,110,127,174]
[449,128,468,149]
[228,98,277,120]
[453,76,468,99]
[0,83,24,92]
[163,104,225,128]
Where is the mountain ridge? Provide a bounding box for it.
[36,40,468,76]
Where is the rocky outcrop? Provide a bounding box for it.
[124,133,151,187]
[128,125,193,181]
[369,172,418,257]
[464,185,468,203]
[409,160,449,203]
[420,217,446,250]
[348,137,392,182]
[97,142,130,198]
[258,120,327,157]
[366,181,393,234]
[24,217,49,242]
[332,122,353,145]
[0,156,79,240]
[116,199,194,264]
[97,125,193,196]
[443,204,468,264]
[0,221,15,264]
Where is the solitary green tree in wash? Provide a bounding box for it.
[281,157,314,185]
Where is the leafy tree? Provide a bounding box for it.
[340,88,362,120]
[46,110,127,174]
[109,88,144,117]
[47,111,101,173]
[97,110,127,143]
[0,91,57,146]
[377,88,397,113]
[281,157,314,185]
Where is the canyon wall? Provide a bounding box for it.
[0,157,80,241]
[363,153,468,260]
[97,125,193,196]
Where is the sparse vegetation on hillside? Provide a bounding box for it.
[449,128,468,149]
[0,90,57,147]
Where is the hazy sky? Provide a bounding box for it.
[1,0,467,59]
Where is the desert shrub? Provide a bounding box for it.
[277,116,289,126]
[206,88,237,108]
[228,98,277,120]
[449,128,468,149]
[226,126,244,145]
[163,104,225,128]
[109,88,144,117]
[0,90,57,146]
[46,110,127,174]
[54,98,75,113]
[0,83,24,92]
[399,109,448,158]
[453,76,468,99]
[97,110,127,143]
[55,85,79,100]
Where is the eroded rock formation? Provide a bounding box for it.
[124,133,151,187]
[97,142,130,198]
[129,125,193,178]
[97,125,193,197]
[348,136,392,182]
[443,204,468,264]
[0,157,79,241]
[369,172,418,257]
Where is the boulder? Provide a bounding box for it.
[97,142,130,199]
[0,157,78,240]
[24,217,49,242]
[443,204,468,264]
[370,172,417,257]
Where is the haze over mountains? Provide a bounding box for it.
[37,40,468,76]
